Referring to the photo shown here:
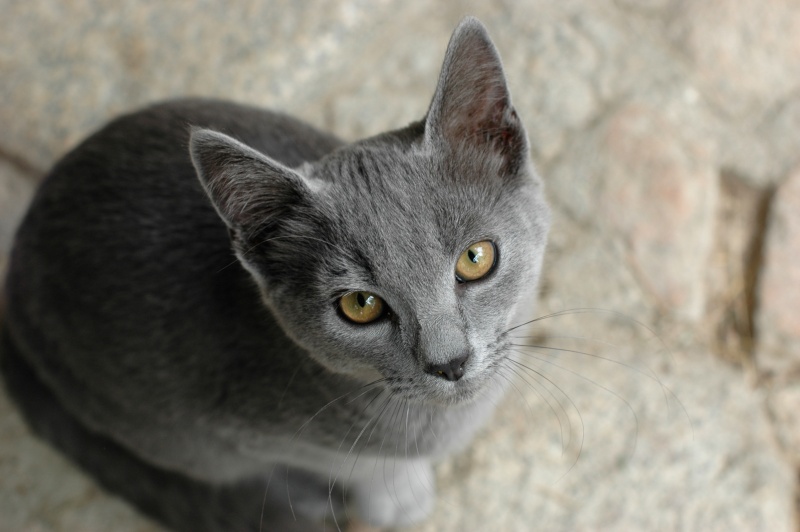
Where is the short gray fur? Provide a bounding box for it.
[1,17,550,531]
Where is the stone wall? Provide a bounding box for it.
[1,1,799,530]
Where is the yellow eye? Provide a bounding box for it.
[455,240,496,282]
[339,291,385,324]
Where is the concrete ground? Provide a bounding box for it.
[2,1,799,531]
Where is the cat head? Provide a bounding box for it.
[190,17,550,406]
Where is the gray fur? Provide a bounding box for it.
[1,17,550,530]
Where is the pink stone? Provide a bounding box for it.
[757,165,800,374]
[596,103,717,319]
[768,384,800,464]
[670,0,800,118]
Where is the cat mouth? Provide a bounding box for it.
[380,346,509,406]
[416,346,510,405]
[447,379,484,404]
[408,370,494,407]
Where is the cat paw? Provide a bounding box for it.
[345,518,384,532]
[349,459,435,527]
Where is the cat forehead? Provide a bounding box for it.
[303,151,520,282]
[316,141,426,184]
[314,138,509,200]
[314,146,504,232]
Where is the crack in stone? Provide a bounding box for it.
[706,171,775,367]
[744,185,775,359]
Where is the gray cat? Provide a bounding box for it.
[1,17,550,531]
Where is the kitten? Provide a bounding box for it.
[1,16,550,531]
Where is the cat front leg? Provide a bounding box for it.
[347,456,435,528]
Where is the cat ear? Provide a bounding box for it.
[425,17,527,176]
[190,128,308,232]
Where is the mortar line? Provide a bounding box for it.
[0,146,45,181]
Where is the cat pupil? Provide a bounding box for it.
[468,249,478,263]
[357,293,366,307]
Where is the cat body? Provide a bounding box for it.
[1,18,549,530]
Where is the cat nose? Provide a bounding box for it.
[426,354,469,382]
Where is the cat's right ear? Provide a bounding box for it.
[424,17,528,177]
[189,128,309,232]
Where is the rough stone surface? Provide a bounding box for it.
[762,167,800,477]
[669,0,800,120]
[1,1,799,531]
[0,161,36,275]
[769,383,800,467]
[720,95,800,187]
[417,347,793,532]
[0,386,162,532]
[757,165,800,376]
[665,0,800,188]
[549,101,718,320]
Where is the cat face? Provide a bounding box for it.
[191,19,550,405]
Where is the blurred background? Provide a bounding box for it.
[1,0,799,530]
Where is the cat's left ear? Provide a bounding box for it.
[425,17,527,177]
[189,128,311,233]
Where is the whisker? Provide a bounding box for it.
[411,407,438,500]
[502,356,572,453]
[512,348,640,469]
[504,308,614,334]
[507,307,693,433]
[506,354,586,481]
[508,307,675,364]
[427,406,438,442]
[494,364,549,447]
[286,378,385,524]
[403,402,425,516]
[259,464,278,532]
[371,398,404,525]
[510,342,692,435]
[390,399,411,525]
[388,398,409,522]
[510,342,666,398]
[327,388,389,525]
[497,364,556,448]
[511,333,621,349]
[276,363,302,409]
[343,390,396,516]
[292,379,386,441]
[286,468,296,522]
